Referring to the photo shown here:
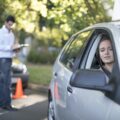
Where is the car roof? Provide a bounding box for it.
[91,21,120,29]
[73,21,120,36]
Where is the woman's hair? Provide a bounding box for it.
[99,34,111,44]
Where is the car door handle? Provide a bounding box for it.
[54,72,58,76]
[67,86,73,93]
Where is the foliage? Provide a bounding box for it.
[0,0,114,48]
[47,0,113,35]
[27,48,59,64]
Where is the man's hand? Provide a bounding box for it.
[12,44,21,52]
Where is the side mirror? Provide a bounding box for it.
[70,69,114,92]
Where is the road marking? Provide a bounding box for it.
[0,111,9,115]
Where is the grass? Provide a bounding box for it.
[27,64,53,86]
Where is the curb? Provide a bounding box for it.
[28,83,49,94]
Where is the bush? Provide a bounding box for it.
[27,49,59,64]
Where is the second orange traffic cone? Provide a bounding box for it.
[12,78,27,99]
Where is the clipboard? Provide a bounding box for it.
[13,44,29,51]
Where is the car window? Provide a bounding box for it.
[60,30,92,70]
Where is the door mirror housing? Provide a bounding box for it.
[70,69,114,92]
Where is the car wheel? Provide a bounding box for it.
[48,100,55,120]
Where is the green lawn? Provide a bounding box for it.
[27,64,53,86]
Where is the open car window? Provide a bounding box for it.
[85,31,116,81]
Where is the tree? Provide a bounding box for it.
[0,0,114,47]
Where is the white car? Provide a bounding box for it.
[48,21,120,120]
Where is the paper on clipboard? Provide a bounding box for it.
[13,44,29,51]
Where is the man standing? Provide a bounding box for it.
[0,15,18,111]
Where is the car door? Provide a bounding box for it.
[65,28,120,120]
[53,30,94,120]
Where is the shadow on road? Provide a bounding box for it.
[0,89,48,120]
[0,100,48,120]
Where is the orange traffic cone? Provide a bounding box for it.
[12,78,27,99]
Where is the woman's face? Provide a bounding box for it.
[99,40,114,64]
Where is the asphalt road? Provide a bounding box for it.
[0,89,48,120]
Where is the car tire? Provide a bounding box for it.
[48,99,55,120]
